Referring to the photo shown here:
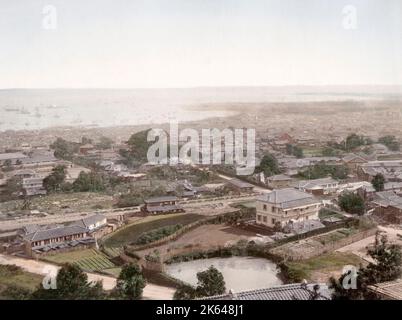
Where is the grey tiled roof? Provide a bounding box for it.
[23,225,87,242]
[227,179,254,189]
[258,188,321,209]
[144,204,183,212]
[372,191,402,209]
[294,177,338,190]
[0,152,27,161]
[71,214,106,229]
[144,196,179,203]
[267,174,292,181]
[201,283,331,300]
[21,154,57,164]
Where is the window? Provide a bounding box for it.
[263,204,267,211]
[272,218,276,224]
[257,215,262,221]
[263,216,267,223]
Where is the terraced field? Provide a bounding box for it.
[43,249,116,273]
[103,246,123,258]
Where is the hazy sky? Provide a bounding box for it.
[0,0,401,88]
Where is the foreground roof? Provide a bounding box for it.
[201,283,331,300]
[368,280,402,300]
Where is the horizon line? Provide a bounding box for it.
[1,84,402,91]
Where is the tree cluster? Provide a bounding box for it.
[330,234,401,300]
[174,265,226,300]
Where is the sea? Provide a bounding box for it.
[0,87,401,132]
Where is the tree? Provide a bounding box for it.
[338,192,365,215]
[81,137,93,145]
[2,159,14,172]
[345,133,369,151]
[298,162,348,180]
[372,173,385,192]
[96,136,113,150]
[195,265,226,297]
[379,135,400,151]
[286,144,304,158]
[114,263,146,300]
[174,284,198,300]
[32,263,105,300]
[330,233,401,300]
[51,138,79,160]
[174,265,226,300]
[123,129,155,166]
[72,171,106,192]
[43,165,67,192]
[257,153,281,177]
[322,147,340,157]
[3,176,23,197]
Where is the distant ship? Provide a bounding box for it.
[4,107,19,112]
[20,108,31,115]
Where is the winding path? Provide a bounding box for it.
[0,253,175,300]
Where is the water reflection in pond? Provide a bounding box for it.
[166,256,283,291]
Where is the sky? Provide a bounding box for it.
[0,0,401,88]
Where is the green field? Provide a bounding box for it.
[103,213,204,248]
[283,252,363,282]
[102,267,122,277]
[0,265,43,299]
[315,228,357,245]
[302,147,324,157]
[43,249,115,273]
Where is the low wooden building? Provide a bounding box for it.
[23,225,95,257]
[141,196,184,214]
[226,179,254,193]
[266,174,293,189]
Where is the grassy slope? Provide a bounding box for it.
[103,213,204,248]
[283,252,363,283]
[0,265,43,298]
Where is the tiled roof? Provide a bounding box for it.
[71,214,106,229]
[295,177,338,190]
[368,280,402,300]
[144,196,179,203]
[21,154,57,164]
[0,152,27,161]
[372,191,402,209]
[201,283,331,300]
[23,225,87,242]
[227,179,254,189]
[144,204,183,212]
[258,188,321,209]
[268,174,292,181]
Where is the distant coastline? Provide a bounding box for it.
[0,87,401,132]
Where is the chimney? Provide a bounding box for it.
[301,279,308,290]
[228,289,237,300]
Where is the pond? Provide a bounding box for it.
[165,256,283,291]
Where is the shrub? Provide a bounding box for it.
[135,224,183,245]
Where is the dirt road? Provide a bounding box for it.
[336,225,402,263]
[0,253,174,300]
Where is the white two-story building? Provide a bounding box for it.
[256,188,323,228]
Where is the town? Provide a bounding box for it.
[1,103,402,300]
